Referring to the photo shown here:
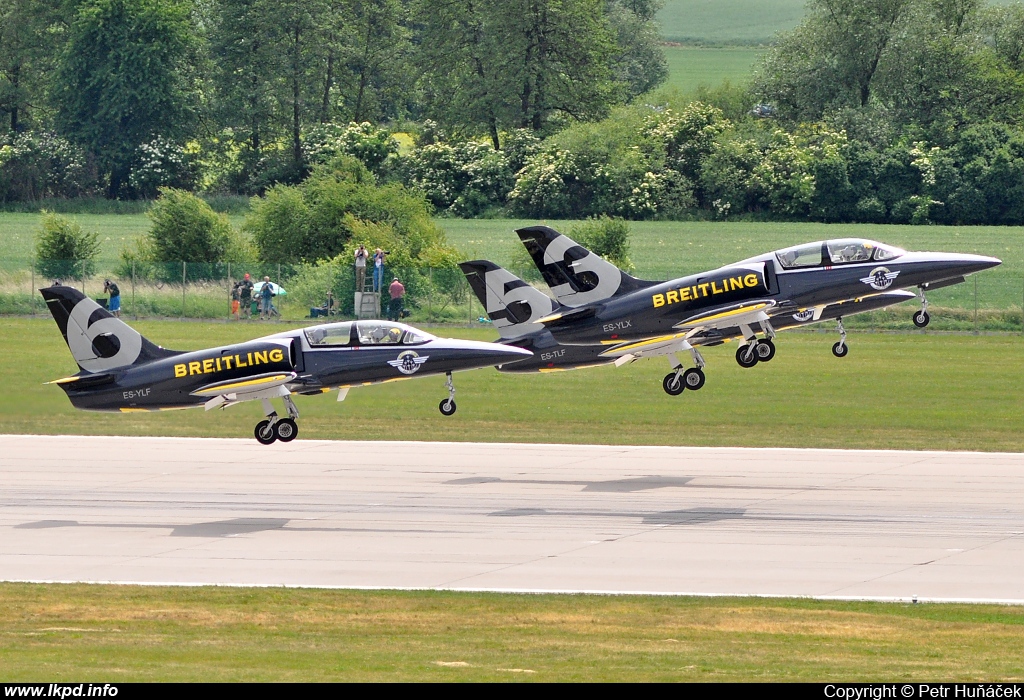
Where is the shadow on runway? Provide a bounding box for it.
[446,476,694,492]
[489,506,747,525]
[13,517,455,538]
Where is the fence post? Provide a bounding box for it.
[81,259,86,296]
[132,261,136,321]
[182,261,187,318]
[428,267,433,321]
[974,275,978,335]
[277,263,282,317]
[30,266,34,315]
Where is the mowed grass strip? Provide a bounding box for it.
[1,584,1024,681]
[661,45,763,93]
[2,318,1022,451]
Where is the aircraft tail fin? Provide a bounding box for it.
[515,225,660,307]
[39,284,182,373]
[460,260,561,340]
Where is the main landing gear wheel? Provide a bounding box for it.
[913,310,930,328]
[755,339,776,362]
[832,342,849,358]
[439,399,457,416]
[663,372,684,396]
[735,344,759,368]
[255,419,276,445]
[683,367,705,390]
[275,418,298,442]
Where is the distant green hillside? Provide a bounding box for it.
[656,0,1019,45]
[662,46,763,92]
[656,0,806,45]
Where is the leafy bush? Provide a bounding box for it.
[303,122,398,176]
[129,138,199,198]
[120,188,254,281]
[569,217,633,271]
[246,156,451,266]
[0,131,96,202]
[404,140,514,216]
[34,212,101,280]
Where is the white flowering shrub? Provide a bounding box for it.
[129,138,198,198]
[507,149,585,218]
[404,140,514,216]
[303,122,398,175]
[0,131,96,201]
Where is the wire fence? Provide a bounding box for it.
[1,257,1022,333]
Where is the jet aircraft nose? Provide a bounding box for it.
[434,338,533,366]
[925,252,1002,276]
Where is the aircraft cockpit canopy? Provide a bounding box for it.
[304,321,435,347]
[775,239,904,269]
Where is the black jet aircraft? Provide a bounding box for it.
[40,285,530,444]
[463,226,1000,395]
[462,260,917,387]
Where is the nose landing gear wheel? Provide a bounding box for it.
[255,419,277,445]
[439,399,457,416]
[832,342,849,358]
[735,344,759,368]
[755,339,776,362]
[913,310,930,328]
[683,367,705,390]
[663,372,685,396]
[275,418,298,442]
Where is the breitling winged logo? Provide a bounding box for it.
[387,350,430,375]
[860,266,900,291]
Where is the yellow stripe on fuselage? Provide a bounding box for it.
[603,333,687,354]
[686,302,770,325]
[207,374,290,392]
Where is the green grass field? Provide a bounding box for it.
[3,317,1022,451]
[661,45,762,92]
[3,584,1024,681]
[657,0,807,44]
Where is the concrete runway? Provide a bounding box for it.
[2,434,1023,602]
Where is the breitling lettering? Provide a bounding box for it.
[173,348,285,378]
[652,273,761,309]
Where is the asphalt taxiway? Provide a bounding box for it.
[2,435,1022,602]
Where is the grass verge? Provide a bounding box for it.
[2,584,1023,681]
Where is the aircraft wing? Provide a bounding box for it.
[672,300,777,331]
[191,371,298,410]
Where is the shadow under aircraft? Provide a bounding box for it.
[461,226,1000,395]
[40,285,530,444]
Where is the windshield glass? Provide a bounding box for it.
[305,322,352,346]
[827,239,875,264]
[356,322,435,346]
[873,244,904,261]
[776,242,824,269]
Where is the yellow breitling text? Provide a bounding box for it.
[652,274,760,309]
[174,348,285,378]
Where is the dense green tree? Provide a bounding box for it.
[415,0,621,145]
[605,0,667,100]
[0,0,61,133]
[34,212,100,279]
[52,0,200,198]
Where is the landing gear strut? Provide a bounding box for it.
[254,396,300,445]
[735,322,777,368]
[662,343,707,396]
[832,317,849,358]
[439,372,457,416]
[913,288,930,328]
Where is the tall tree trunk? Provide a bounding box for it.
[321,48,334,123]
[292,24,302,170]
[9,63,20,132]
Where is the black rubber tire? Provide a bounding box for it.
[255,420,277,445]
[832,342,849,358]
[913,310,930,328]
[662,372,685,396]
[439,399,457,416]
[756,339,776,362]
[735,344,759,368]
[683,367,706,391]
[274,418,298,442]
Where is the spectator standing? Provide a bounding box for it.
[259,276,276,319]
[103,279,121,317]
[230,282,241,320]
[239,273,254,318]
[388,277,405,321]
[354,244,368,291]
[372,247,386,291]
